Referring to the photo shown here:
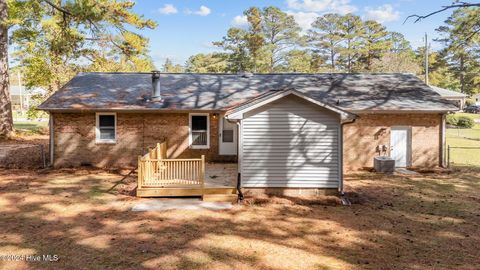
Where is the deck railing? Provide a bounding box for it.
[137,142,205,194]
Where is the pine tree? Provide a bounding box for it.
[359,20,392,71]
[262,6,300,72]
[244,7,264,72]
[0,0,13,137]
[336,14,364,73]
[8,0,157,94]
[214,28,251,72]
[436,7,480,94]
[309,13,344,71]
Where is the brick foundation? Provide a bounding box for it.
[242,188,339,196]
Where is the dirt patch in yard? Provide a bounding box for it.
[0,136,49,169]
[0,167,479,269]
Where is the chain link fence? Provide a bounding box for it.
[446,127,480,167]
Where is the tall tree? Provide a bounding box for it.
[0,0,13,137]
[261,6,300,72]
[162,58,184,73]
[8,0,157,94]
[309,13,344,71]
[358,20,391,71]
[389,32,412,53]
[337,14,364,72]
[370,31,420,73]
[244,7,264,72]
[436,7,480,94]
[214,28,251,72]
[284,49,312,72]
[185,53,228,73]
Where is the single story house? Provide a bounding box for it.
[430,86,467,110]
[10,85,46,112]
[38,72,458,195]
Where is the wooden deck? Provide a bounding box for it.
[136,143,238,201]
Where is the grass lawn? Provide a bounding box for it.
[0,168,479,269]
[446,113,480,167]
[13,120,48,135]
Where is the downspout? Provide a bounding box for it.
[339,117,357,196]
[235,120,244,201]
[49,113,54,167]
[440,113,448,168]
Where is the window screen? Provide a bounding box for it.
[191,115,208,146]
[98,114,116,141]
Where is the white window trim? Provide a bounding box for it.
[189,113,210,149]
[95,112,117,144]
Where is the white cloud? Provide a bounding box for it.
[158,4,178,15]
[286,0,357,14]
[364,4,400,23]
[195,5,211,16]
[231,15,249,28]
[287,11,318,31]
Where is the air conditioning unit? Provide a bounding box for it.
[374,156,395,173]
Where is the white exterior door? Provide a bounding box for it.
[219,117,237,155]
[390,127,411,167]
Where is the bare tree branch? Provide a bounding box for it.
[41,0,73,16]
[404,2,480,24]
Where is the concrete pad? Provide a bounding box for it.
[395,168,421,176]
[131,198,233,211]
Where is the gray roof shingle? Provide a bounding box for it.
[38,72,458,112]
[429,86,467,98]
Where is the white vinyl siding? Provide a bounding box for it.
[241,95,341,188]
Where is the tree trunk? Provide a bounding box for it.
[459,54,465,94]
[0,0,13,137]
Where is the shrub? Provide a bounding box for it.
[456,116,475,128]
[446,114,458,126]
[465,98,476,106]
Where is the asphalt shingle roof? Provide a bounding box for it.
[38,72,458,112]
[429,86,467,98]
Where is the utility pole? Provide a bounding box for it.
[425,32,429,85]
[17,71,23,113]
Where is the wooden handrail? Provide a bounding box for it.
[140,158,203,162]
[137,142,206,192]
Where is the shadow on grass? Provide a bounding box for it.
[0,168,479,269]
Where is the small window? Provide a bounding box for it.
[222,118,234,142]
[189,114,209,149]
[96,113,116,143]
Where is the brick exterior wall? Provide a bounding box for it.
[52,112,444,170]
[52,112,235,168]
[343,113,443,170]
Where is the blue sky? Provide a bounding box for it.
[132,0,454,68]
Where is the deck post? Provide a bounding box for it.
[200,155,205,199]
[137,156,142,190]
[160,141,167,159]
[447,145,451,168]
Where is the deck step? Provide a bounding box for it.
[203,194,238,203]
[203,187,237,195]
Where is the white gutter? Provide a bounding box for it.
[349,109,457,114]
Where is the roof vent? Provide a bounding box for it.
[238,71,253,78]
[151,70,161,101]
